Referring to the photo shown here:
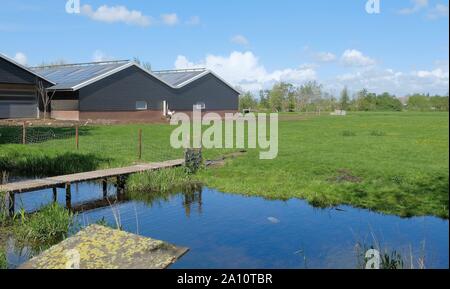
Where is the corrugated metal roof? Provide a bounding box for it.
[31,62,129,90]
[153,69,207,87]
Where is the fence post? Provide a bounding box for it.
[75,125,79,150]
[22,122,26,144]
[138,129,142,160]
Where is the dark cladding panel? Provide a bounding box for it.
[0,57,37,85]
[78,66,174,111]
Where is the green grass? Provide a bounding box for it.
[0,124,230,176]
[1,112,448,218]
[198,112,449,218]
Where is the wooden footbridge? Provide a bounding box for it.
[1,159,185,215]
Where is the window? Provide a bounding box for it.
[193,102,206,110]
[136,101,148,110]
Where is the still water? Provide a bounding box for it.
[6,182,449,269]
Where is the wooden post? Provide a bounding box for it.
[116,175,127,195]
[7,192,15,217]
[75,125,79,150]
[138,129,142,160]
[65,183,72,209]
[22,122,26,144]
[52,187,58,203]
[102,178,108,198]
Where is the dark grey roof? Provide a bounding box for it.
[31,61,130,90]
[153,69,207,87]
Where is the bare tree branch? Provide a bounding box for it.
[36,80,56,120]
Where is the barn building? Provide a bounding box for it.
[0,53,53,119]
[33,61,239,122]
[0,54,240,122]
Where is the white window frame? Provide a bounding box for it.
[136,101,148,110]
[193,102,206,110]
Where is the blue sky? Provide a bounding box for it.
[1,0,448,96]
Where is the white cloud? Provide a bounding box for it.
[174,51,316,91]
[315,52,336,62]
[399,0,429,14]
[341,49,376,67]
[14,52,27,65]
[92,50,113,62]
[231,35,249,46]
[334,62,449,96]
[427,4,449,19]
[186,16,201,26]
[80,5,152,27]
[174,50,448,96]
[161,13,179,26]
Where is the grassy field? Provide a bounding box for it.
[0,124,231,176]
[198,112,449,218]
[1,112,448,218]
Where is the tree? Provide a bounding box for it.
[339,87,350,110]
[258,90,270,110]
[294,81,323,112]
[408,94,431,111]
[239,92,258,111]
[375,92,403,111]
[430,95,449,111]
[36,80,56,120]
[133,57,152,71]
[267,82,294,112]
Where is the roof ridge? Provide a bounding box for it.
[31,60,131,69]
[153,68,207,74]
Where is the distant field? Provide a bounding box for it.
[1,112,448,218]
[198,112,449,218]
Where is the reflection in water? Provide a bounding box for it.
[183,189,203,217]
[3,182,449,269]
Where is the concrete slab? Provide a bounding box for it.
[19,225,188,269]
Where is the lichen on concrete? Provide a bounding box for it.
[19,224,188,269]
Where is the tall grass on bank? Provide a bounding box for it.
[0,249,6,269]
[14,204,75,249]
[126,167,202,206]
[0,191,9,225]
[127,167,201,194]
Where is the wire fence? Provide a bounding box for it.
[0,124,184,164]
